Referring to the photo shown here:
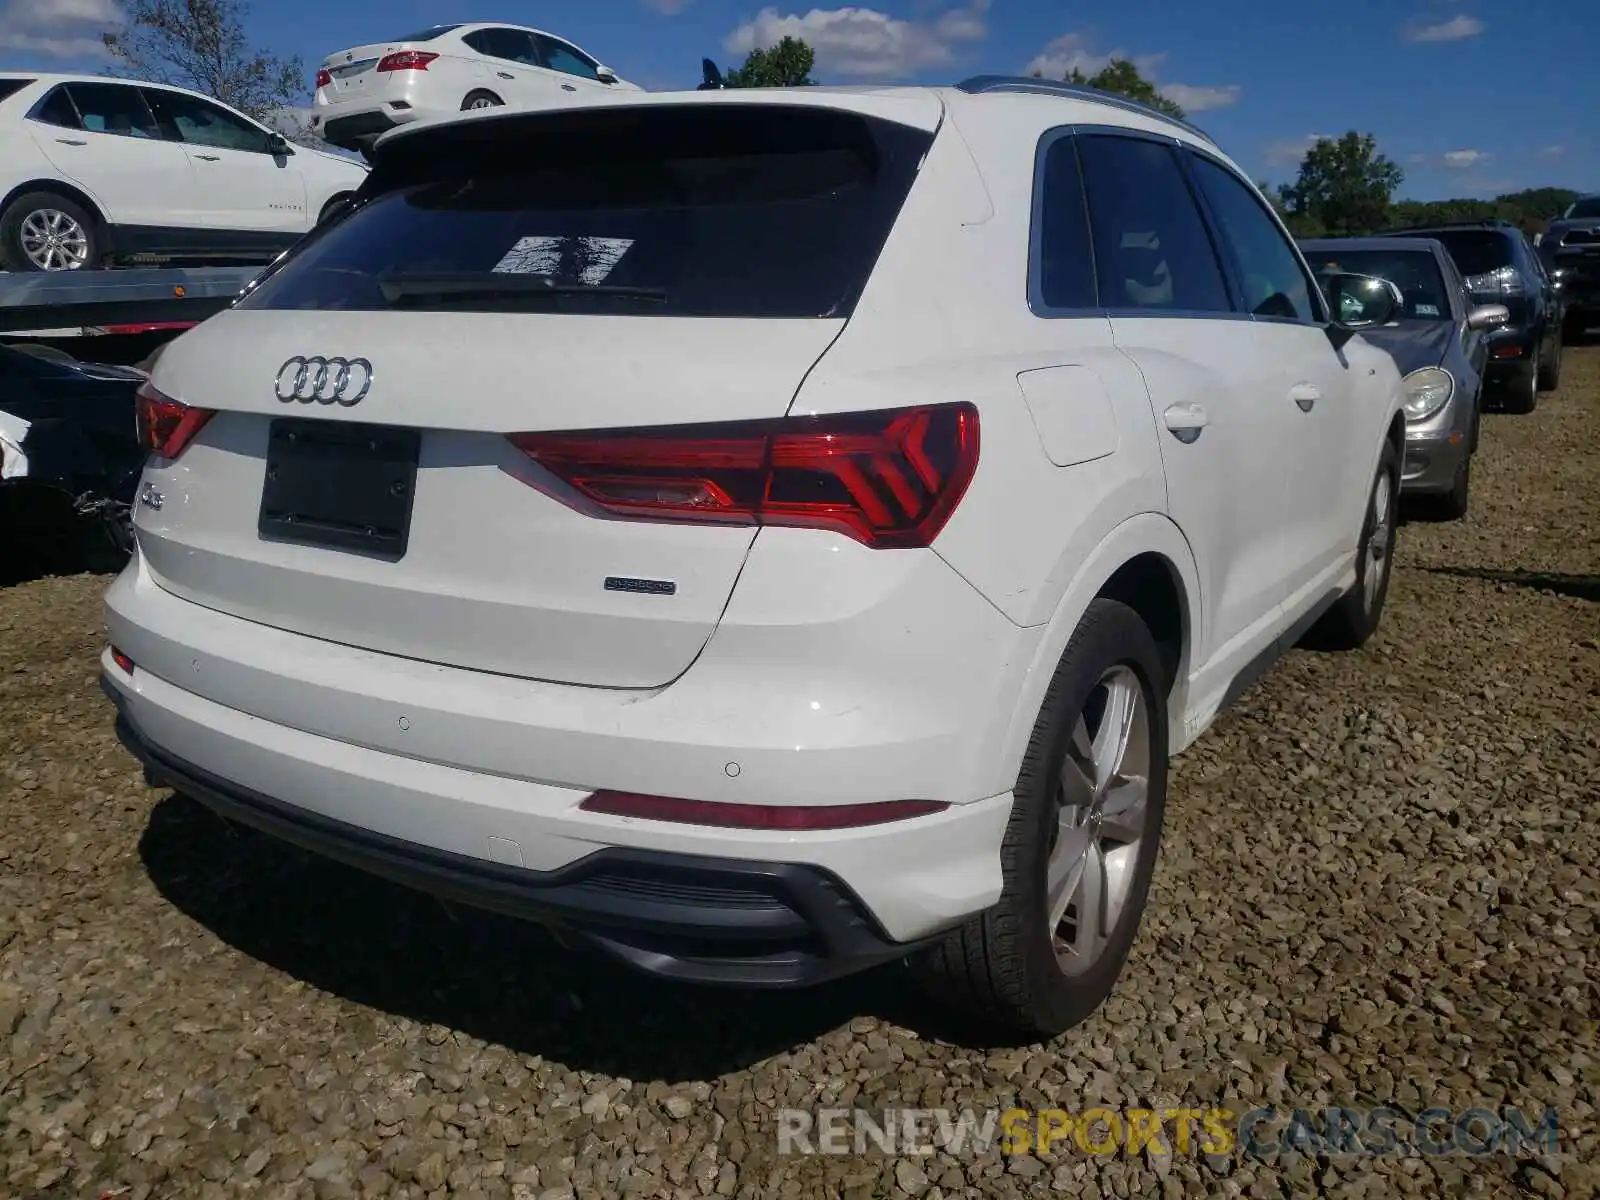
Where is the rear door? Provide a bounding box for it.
[142,88,308,235]
[27,82,191,229]
[136,101,939,689]
[1184,149,1356,608]
[1074,131,1293,682]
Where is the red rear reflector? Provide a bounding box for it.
[110,647,135,675]
[1491,345,1523,359]
[508,403,979,549]
[581,791,949,830]
[315,68,333,88]
[135,382,214,459]
[377,50,438,72]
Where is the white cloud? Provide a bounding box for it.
[1024,33,1237,114]
[1538,144,1566,159]
[1443,148,1488,167]
[642,0,691,13]
[0,0,120,58]
[1265,134,1331,166]
[1404,15,1485,42]
[1161,82,1241,113]
[724,2,989,79]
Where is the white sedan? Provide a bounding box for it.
[311,22,641,155]
[0,72,367,272]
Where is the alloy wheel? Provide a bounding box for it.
[1364,468,1394,613]
[1046,665,1152,976]
[19,209,90,271]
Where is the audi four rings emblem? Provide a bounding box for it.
[273,356,373,406]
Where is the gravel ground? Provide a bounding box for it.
[3,350,1597,1199]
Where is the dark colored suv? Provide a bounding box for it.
[1538,193,1600,340]
[1377,219,1563,412]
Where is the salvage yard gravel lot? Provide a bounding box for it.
[2,350,1597,1200]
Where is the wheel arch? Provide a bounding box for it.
[1,179,111,245]
[987,513,1201,794]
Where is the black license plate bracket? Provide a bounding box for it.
[258,418,420,561]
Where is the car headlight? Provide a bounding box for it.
[1403,366,1453,422]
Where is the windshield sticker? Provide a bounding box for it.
[1415,304,1440,316]
[493,236,635,285]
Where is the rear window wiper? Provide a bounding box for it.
[376,272,667,305]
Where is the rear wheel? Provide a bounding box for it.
[0,192,101,272]
[1307,440,1398,650]
[911,599,1168,1039]
[1537,330,1562,391]
[461,90,503,111]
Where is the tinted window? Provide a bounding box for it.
[537,36,601,80]
[1191,155,1317,321]
[145,90,269,152]
[1427,231,1514,276]
[31,86,79,129]
[1565,197,1600,219]
[0,79,34,105]
[1033,135,1096,310]
[1300,249,1450,320]
[390,24,463,41]
[63,83,159,139]
[1077,135,1231,313]
[236,105,933,319]
[464,28,539,65]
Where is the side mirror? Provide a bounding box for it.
[1466,303,1510,331]
[1321,271,1398,349]
[265,132,292,156]
[595,64,618,83]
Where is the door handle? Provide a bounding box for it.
[497,71,514,79]
[561,84,577,92]
[1290,383,1321,411]
[55,137,87,146]
[1162,402,1209,443]
[194,153,221,161]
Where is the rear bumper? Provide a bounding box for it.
[109,698,933,986]
[316,109,410,148]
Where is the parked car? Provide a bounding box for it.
[1376,219,1563,412]
[1300,237,1508,520]
[1,340,146,567]
[1537,193,1600,340]
[311,23,641,156]
[103,77,1407,1037]
[0,73,367,273]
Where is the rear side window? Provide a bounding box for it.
[0,79,34,105]
[1032,135,1097,310]
[1189,154,1320,322]
[1429,231,1514,276]
[1076,135,1232,313]
[237,105,934,319]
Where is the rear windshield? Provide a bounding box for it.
[235,105,934,319]
[0,79,33,104]
[1301,249,1452,320]
[1426,231,1513,276]
[1566,197,1600,220]
[388,25,463,41]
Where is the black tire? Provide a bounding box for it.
[911,598,1169,1039]
[317,192,356,226]
[460,90,504,112]
[1502,351,1539,414]
[0,191,102,272]
[1307,439,1399,650]
[1537,331,1562,391]
[1423,452,1471,523]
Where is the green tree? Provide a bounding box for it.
[722,36,816,88]
[102,0,303,125]
[1279,133,1404,236]
[1031,57,1185,119]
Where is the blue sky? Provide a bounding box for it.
[2,0,1594,201]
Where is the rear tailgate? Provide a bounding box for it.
[139,99,938,690]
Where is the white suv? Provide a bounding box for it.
[310,22,641,156]
[102,79,1405,1036]
[0,73,367,271]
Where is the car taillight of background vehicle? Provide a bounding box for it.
[315,68,332,88]
[507,403,979,550]
[1464,266,1526,298]
[135,382,214,459]
[377,51,439,73]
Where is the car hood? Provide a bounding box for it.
[1357,320,1454,375]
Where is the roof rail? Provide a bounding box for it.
[954,74,1218,147]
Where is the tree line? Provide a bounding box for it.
[97,4,1580,232]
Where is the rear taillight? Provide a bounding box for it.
[110,647,135,675]
[315,68,332,88]
[135,382,214,459]
[377,50,438,72]
[581,791,948,830]
[508,403,979,549]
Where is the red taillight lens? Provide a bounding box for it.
[377,50,438,72]
[135,382,214,459]
[315,68,332,88]
[581,791,948,830]
[508,403,979,549]
[110,646,135,675]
